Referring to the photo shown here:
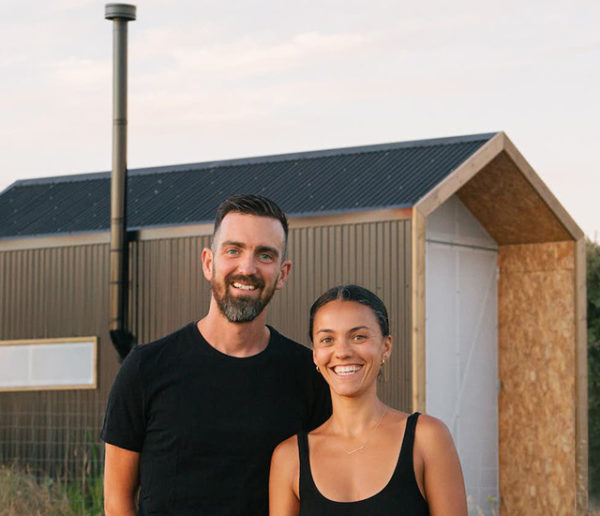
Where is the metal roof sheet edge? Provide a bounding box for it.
[0,203,415,243]
[9,132,498,188]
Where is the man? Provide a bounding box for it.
[102,194,331,515]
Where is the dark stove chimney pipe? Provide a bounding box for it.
[105,3,136,361]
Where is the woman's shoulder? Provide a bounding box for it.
[414,413,453,440]
[413,413,458,461]
[270,434,301,490]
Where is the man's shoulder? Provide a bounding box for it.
[268,326,313,361]
[127,322,198,363]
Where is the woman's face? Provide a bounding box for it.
[312,299,391,399]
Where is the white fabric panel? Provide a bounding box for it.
[426,195,499,514]
[0,340,95,389]
[426,195,497,249]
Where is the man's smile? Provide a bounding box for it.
[232,282,256,291]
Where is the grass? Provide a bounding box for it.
[0,464,103,516]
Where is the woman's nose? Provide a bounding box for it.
[334,339,352,358]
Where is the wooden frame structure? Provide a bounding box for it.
[411,132,587,514]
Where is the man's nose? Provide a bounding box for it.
[236,253,258,275]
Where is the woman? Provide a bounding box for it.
[269,285,467,515]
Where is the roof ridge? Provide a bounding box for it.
[10,132,498,187]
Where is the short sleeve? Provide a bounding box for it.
[305,367,332,431]
[100,347,146,452]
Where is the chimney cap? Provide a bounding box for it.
[105,3,136,21]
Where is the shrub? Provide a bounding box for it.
[588,239,600,505]
[0,464,103,516]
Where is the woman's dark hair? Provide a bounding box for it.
[309,285,390,340]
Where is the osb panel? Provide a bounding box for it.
[498,240,575,273]
[498,242,576,515]
[457,151,572,245]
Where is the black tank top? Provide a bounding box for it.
[297,412,429,516]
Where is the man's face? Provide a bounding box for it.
[202,213,291,323]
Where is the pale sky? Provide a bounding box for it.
[1,0,598,239]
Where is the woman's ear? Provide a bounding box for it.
[382,335,392,362]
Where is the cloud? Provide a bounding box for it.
[47,57,110,88]
[134,29,374,80]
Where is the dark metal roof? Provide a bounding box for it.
[0,133,496,239]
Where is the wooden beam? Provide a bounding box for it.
[575,236,589,514]
[411,208,426,412]
[415,132,504,217]
[501,134,583,240]
[0,208,413,251]
[0,232,110,251]
[289,207,412,229]
[457,151,572,244]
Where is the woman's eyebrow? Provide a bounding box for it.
[348,326,370,333]
[315,325,371,334]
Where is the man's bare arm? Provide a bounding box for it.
[104,443,140,516]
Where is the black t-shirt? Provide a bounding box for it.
[101,322,331,515]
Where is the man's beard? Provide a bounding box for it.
[212,272,277,323]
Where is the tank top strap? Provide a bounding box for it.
[296,432,312,497]
[397,412,421,476]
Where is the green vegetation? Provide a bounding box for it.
[589,239,600,506]
[0,463,103,516]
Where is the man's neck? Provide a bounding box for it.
[197,300,271,357]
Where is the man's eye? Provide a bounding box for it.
[259,253,274,262]
[226,249,239,255]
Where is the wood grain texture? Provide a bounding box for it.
[411,208,426,412]
[498,242,576,515]
[457,151,573,245]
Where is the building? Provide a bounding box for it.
[0,132,588,514]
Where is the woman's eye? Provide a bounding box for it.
[319,337,333,345]
[353,334,366,341]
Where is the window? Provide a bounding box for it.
[0,337,97,391]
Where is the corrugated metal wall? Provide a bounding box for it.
[0,244,116,480]
[0,218,411,478]
[272,221,412,409]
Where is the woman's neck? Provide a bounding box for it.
[328,390,387,438]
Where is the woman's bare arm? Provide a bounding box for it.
[269,436,300,516]
[417,415,468,516]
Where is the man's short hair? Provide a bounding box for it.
[213,194,289,254]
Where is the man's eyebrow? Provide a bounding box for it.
[220,240,246,248]
[220,241,280,258]
[256,245,280,258]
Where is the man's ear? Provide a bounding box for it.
[201,247,214,281]
[275,259,292,290]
